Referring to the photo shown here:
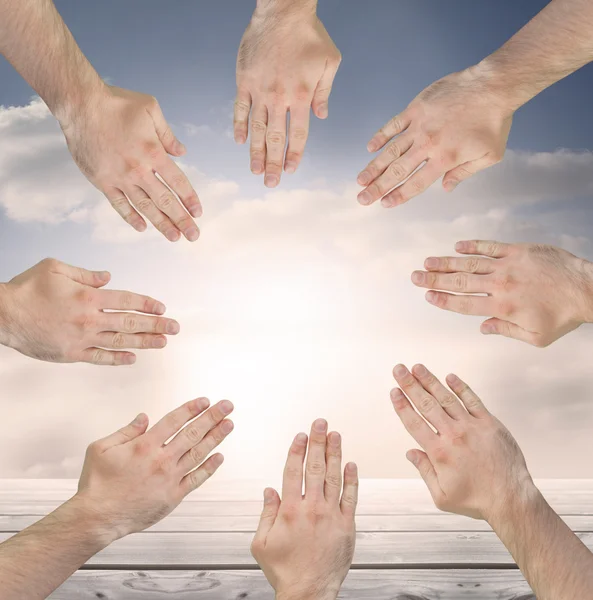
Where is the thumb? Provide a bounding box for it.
[254,488,281,543]
[442,154,500,192]
[96,413,149,450]
[54,261,111,289]
[406,449,442,504]
[312,57,341,119]
[148,101,186,157]
[481,318,541,346]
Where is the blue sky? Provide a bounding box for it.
[0,1,593,479]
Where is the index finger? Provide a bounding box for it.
[96,290,166,315]
[156,161,202,219]
[455,240,511,259]
[146,397,211,445]
[234,87,252,145]
[390,387,437,450]
[284,104,311,174]
[304,418,328,499]
[282,432,307,501]
[367,109,412,153]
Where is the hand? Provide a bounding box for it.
[76,397,234,543]
[60,85,202,242]
[235,4,341,187]
[0,258,180,365]
[251,419,358,600]
[412,240,593,347]
[390,364,535,522]
[357,66,513,207]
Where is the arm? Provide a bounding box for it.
[235,0,341,187]
[0,397,234,600]
[251,419,358,600]
[411,239,593,347]
[357,0,593,207]
[390,363,593,600]
[0,258,180,366]
[0,0,201,241]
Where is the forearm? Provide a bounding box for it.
[255,0,317,19]
[0,0,107,125]
[0,495,115,600]
[577,259,593,324]
[0,283,13,348]
[488,484,593,600]
[477,0,593,111]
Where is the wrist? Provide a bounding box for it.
[276,585,339,600]
[574,258,593,324]
[0,283,15,348]
[53,78,111,132]
[254,0,317,21]
[486,479,544,532]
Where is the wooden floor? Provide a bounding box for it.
[1,479,592,599]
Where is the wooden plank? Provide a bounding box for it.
[3,530,591,567]
[2,512,593,533]
[49,569,535,599]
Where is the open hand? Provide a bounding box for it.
[357,67,513,207]
[412,240,593,347]
[251,419,358,600]
[235,5,341,187]
[0,258,180,365]
[60,86,201,242]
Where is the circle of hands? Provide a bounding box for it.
[2,3,593,600]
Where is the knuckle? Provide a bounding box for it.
[189,445,206,465]
[325,473,342,488]
[290,127,308,142]
[123,315,138,332]
[408,177,425,194]
[184,425,203,446]
[284,465,301,481]
[120,293,134,309]
[251,120,267,134]
[432,446,450,465]
[157,192,175,211]
[497,301,515,318]
[75,289,96,306]
[494,274,515,292]
[111,333,127,349]
[306,460,325,477]
[40,257,59,269]
[144,142,163,161]
[408,417,425,433]
[458,297,474,314]
[135,198,153,213]
[387,142,401,159]
[91,348,107,365]
[450,430,468,447]
[439,394,457,408]
[388,162,406,180]
[418,396,436,412]
[486,242,501,257]
[266,131,285,146]
[453,273,468,291]
[389,116,402,132]
[465,258,481,273]
[86,441,103,456]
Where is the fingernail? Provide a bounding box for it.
[329,431,341,446]
[447,374,459,384]
[154,302,166,315]
[189,204,203,218]
[445,180,458,192]
[166,321,180,335]
[251,161,263,174]
[124,354,136,365]
[412,271,424,284]
[358,171,371,186]
[152,337,167,348]
[284,162,297,174]
[220,400,234,415]
[407,453,418,465]
[358,191,372,205]
[367,141,378,152]
[186,227,200,242]
[265,175,279,188]
[394,364,407,377]
[295,432,308,445]
[346,462,357,475]
[196,397,210,411]
[482,325,494,335]
[313,418,328,433]
[425,258,439,270]
[318,103,328,118]
[381,196,395,208]
[264,488,275,502]
[166,230,180,242]
[133,413,146,426]
[236,134,246,144]
[455,242,466,252]
[426,291,437,304]
[221,420,234,434]
[136,221,147,232]
[413,364,427,376]
[98,271,110,282]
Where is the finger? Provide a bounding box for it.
[79,348,136,366]
[481,317,542,346]
[99,312,180,336]
[357,148,425,206]
[312,57,341,119]
[93,332,168,351]
[148,100,186,157]
[446,374,489,418]
[155,160,203,219]
[284,103,311,174]
[411,270,489,294]
[264,107,287,188]
[180,453,225,496]
[146,397,211,445]
[393,365,450,432]
[367,109,413,153]
[282,432,307,501]
[340,462,359,518]
[406,450,443,506]
[250,104,268,175]
[253,488,281,545]
[425,291,494,317]
[410,364,467,420]
[443,154,500,192]
[140,176,200,242]
[455,240,511,259]
[423,256,495,275]
[357,134,414,186]
[103,187,147,232]
[95,290,166,314]
[305,418,328,499]
[167,400,235,459]
[52,261,111,289]
[234,87,252,144]
[94,413,149,450]
[324,431,343,505]
[177,418,234,473]
[127,186,180,242]
[390,387,436,450]
[381,160,443,208]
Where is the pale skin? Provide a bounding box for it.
[0,258,181,366]
[235,0,341,188]
[0,397,234,600]
[411,240,593,347]
[0,0,201,241]
[390,363,593,600]
[357,0,593,207]
[251,419,358,600]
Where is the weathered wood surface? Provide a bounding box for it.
[1,479,591,599]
